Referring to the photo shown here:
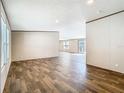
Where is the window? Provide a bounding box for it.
[63,41,69,49]
[6,29,10,63]
[1,17,9,69]
[79,39,85,53]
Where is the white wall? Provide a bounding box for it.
[12,31,59,61]
[87,12,124,73]
[1,2,11,93]
[59,20,86,40]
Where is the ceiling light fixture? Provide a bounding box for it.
[87,0,94,5]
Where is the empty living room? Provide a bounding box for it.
[0,0,124,93]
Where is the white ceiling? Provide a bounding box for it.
[3,0,124,31]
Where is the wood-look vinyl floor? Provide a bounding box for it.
[3,53,124,93]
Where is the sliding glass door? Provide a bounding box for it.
[1,16,9,69]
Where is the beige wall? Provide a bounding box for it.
[60,39,79,53]
[12,31,59,61]
[87,12,124,73]
[1,2,11,93]
[59,40,64,51]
